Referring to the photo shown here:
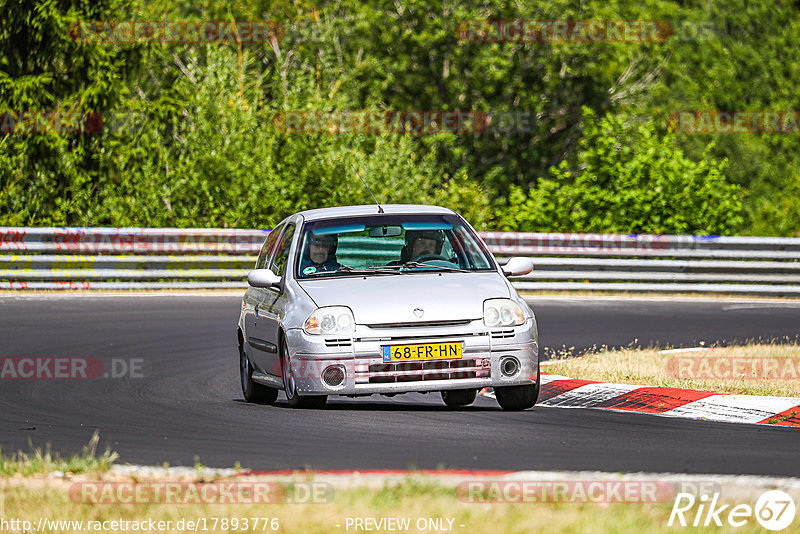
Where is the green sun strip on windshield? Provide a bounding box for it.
[336,235,403,269]
[312,224,366,236]
[401,222,453,230]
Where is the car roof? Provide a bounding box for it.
[296,204,456,222]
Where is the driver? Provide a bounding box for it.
[401,229,446,262]
[300,234,341,275]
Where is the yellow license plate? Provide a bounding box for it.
[381,342,463,362]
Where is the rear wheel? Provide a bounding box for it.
[239,339,278,404]
[281,339,327,409]
[495,362,540,411]
[441,389,477,407]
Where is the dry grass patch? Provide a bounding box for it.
[544,344,800,397]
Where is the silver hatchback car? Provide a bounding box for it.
[237,204,539,410]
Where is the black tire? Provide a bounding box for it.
[281,339,327,409]
[441,389,477,407]
[239,339,278,404]
[495,362,540,411]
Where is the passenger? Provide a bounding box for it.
[401,230,446,262]
[300,234,341,275]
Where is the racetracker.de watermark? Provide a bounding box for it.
[479,232,674,255]
[273,110,557,135]
[0,111,146,135]
[69,21,284,44]
[273,111,490,135]
[0,229,267,254]
[669,111,800,134]
[70,481,333,505]
[0,111,102,134]
[0,358,143,380]
[666,356,800,380]
[457,20,672,43]
[457,480,675,503]
[255,358,492,382]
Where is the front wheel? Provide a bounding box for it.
[495,383,538,411]
[240,342,278,404]
[281,341,327,409]
[495,363,540,411]
[441,389,477,407]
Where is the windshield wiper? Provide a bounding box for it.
[308,265,399,276]
[363,265,405,274]
[383,261,470,273]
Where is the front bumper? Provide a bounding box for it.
[283,319,538,396]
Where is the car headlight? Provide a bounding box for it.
[483,298,525,327]
[304,306,356,335]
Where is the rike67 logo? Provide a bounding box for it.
[669,490,796,531]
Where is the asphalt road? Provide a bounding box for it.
[1,294,799,475]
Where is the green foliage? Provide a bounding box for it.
[748,175,800,237]
[85,46,449,227]
[501,108,742,235]
[0,0,797,235]
[429,169,495,230]
[0,0,139,225]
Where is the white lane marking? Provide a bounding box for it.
[723,303,800,310]
[541,382,640,407]
[664,395,800,423]
[540,374,573,384]
[658,347,713,354]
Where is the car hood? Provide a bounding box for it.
[297,272,510,324]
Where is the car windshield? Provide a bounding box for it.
[295,214,495,278]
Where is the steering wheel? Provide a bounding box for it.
[414,254,450,263]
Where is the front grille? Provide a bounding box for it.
[356,332,487,343]
[490,329,515,339]
[356,358,490,384]
[365,319,472,329]
[325,338,353,347]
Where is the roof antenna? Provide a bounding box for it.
[352,164,384,213]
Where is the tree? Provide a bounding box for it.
[501,108,742,235]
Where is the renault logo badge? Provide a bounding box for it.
[413,308,424,318]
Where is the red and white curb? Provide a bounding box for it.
[482,375,800,427]
[534,374,800,426]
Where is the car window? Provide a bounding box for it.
[269,223,296,277]
[255,223,285,270]
[296,214,495,278]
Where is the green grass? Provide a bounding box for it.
[0,432,118,476]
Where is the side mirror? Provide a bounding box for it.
[502,257,534,277]
[247,268,281,288]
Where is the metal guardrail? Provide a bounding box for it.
[2,227,800,294]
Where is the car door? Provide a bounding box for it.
[244,223,285,375]
[248,222,297,377]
